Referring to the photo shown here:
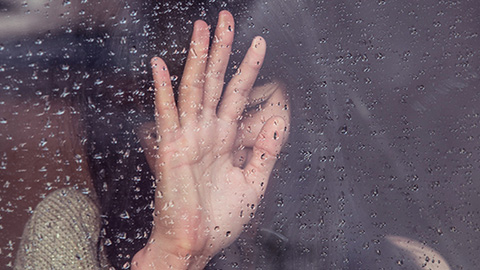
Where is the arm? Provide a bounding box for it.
[132,10,289,270]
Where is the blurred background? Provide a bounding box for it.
[1,0,479,269]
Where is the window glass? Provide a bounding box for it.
[1,0,479,269]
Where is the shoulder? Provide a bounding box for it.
[28,188,101,241]
[15,188,104,269]
[36,187,100,220]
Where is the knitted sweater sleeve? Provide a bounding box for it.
[14,188,110,269]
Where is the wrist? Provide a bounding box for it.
[131,239,210,270]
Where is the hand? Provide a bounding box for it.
[133,11,289,270]
[140,81,290,177]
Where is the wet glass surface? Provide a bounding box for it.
[1,0,479,269]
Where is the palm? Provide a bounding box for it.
[154,110,273,257]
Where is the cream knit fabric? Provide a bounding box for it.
[14,188,111,269]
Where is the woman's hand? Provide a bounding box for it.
[133,11,289,270]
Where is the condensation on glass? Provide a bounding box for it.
[1,0,479,269]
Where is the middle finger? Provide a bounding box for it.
[202,10,235,117]
[178,20,210,125]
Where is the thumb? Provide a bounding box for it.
[243,116,287,196]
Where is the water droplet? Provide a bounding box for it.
[120,211,130,219]
[276,198,284,207]
[375,52,385,60]
[104,238,112,246]
[338,125,348,135]
[39,138,47,147]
